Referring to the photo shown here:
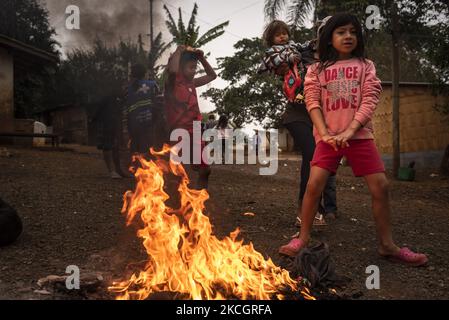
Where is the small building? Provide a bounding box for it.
[35,104,93,145]
[0,34,58,143]
[373,82,449,168]
[278,81,449,168]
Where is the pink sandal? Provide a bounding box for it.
[279,238,307,257]
[381,247,428,267]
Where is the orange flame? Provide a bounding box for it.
[109,145,314,300]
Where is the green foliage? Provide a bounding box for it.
[428,19,449,117]
[0,1,170,117]
[48,35,168,115]
[202,37,286,128]
[50,38,151,117]
[264,0,448,83]
[163,2,229,48]
[265,0,316,27]
[0,0,59,53]
[204,0,449,127]
[148,32,171,79]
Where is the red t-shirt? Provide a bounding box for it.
[165,73,202,133]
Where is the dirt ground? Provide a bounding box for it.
[0,146,448,300]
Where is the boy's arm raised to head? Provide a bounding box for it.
[193,50,217,88]
[167,45,186,75]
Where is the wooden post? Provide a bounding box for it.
[441,144,449,176]
[391,1,401,178]
[0,47,14,122]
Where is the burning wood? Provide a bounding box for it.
[0,148,12,158]
[36,272,104,296]
[109,145,314,300]
[243,212,256,217]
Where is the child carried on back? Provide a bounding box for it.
[258,19,330,103]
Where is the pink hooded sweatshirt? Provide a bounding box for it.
[304,58,382,143]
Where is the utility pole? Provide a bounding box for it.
[149,0,154,49]
[391,0,401,178]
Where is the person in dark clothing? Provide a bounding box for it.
[93,95,123,179]
[125,64,161,155]
[261,17,338,228]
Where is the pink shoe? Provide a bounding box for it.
[279,238,306,257]
[382,247,428,267]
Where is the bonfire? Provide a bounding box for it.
[109,146,314,300]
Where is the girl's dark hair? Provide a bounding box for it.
[263,20,291,47]
[317,13,365,71]
[131,64,146,90]
[216,115,229,129]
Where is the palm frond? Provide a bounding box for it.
[157,34,171,53]
[187,3,199,36]
[195,21,230,47]
[148,32,171,77]
[149,33,170,61]
[264,0,286,20]
[177,7,186,43]
[287,0,314,28]
[163,5,180,42]
[164,3,228,48]
[189,26,200,47]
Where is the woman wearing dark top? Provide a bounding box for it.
[278,18,338,227]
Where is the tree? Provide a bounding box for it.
[264,0,443,81]
[0,0,58,53]
[148,32,171,81]
[163,2,229,48]
[202,37,288,129]
[265,0,319,27]
[49,38,147,117]
[426,4,449,117]
[264,0,449,176]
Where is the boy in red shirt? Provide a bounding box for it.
[164,45,217,190]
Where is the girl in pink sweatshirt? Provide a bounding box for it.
[279,13,428,267]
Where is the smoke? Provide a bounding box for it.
[41,0,163,54]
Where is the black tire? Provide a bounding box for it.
[0,198,22,247]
